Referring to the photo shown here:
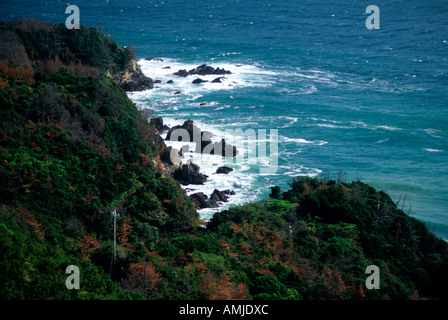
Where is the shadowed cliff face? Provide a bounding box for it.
[111,59,153,91]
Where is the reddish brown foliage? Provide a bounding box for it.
[239,242,252,255]
[117,215,132,247]
[123,261,162,297]
[199,272,247,300]
[115,162,123,172]
[256,267,274,276]
[40,56,63,75]
[0,77,8,90]
[17,206,45,239]
[0,61,34,84]
[16,19,52,33]
[156,155,164,172]
[232,223,242,233]
[325,267,349,300]
[80,235,100,259]
[140,153,152,166]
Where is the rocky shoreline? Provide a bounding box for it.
[157,117,238,211]
[116,61,238,211]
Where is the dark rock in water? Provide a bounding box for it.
[167,80,174,84]
[174,64,232,77]
[174,91,182,95]
[190,192,215,208]
[166,120,202,142]
[199,102,207,106]
[209,189,235,207]
[153,79,162,83]
[201,138,238,157]
[162,66,171,69]
[190,189,235,208]
[189,64,232,76]
[178,144,192,156]
[210,189,228,203]
[166,120,238,157]
[145,57,164,62]
[172,162,208,185]
[211,77,225,83]
[192,78,208,84]
[216,166,233,174]
[173,69,189,77]
[113,60,153,91]
[150,117,169,133]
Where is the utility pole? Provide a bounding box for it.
[109,210,119,278]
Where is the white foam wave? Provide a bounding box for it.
[281,135,328,146]
[315,120,402,132]
[422,128,444,139]
[129,59,330,220]
[311,118,342,124]
[283,165,322,178]
[374,125,402,131]
[137,58,274,98]
[275,116,299,128]
[423,148,443,152]
[277,85,318,95]
[157,117,279,220]
[315,123,344,129]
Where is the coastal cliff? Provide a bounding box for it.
[111,58,153,92]
[0,21,447,300]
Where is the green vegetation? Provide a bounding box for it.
[1,20,447,300]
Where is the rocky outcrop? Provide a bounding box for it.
[189,189,235,209]
[150,117,170,133]
[210,189,234,203]
[172,162,208,185]
[204,139,238,157]
[192,78,208,84]
[172,69,189,77]
[173,64,232,77]
[113,59,153,91]
[190,192,216,209]
[166,120,238,157]
[216,166,233,174]
[145,57,164,62]
[211,77,225,83]
[166,120,212,144]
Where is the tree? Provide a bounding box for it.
[80,235,100,259]
[17,206,44,239]
[117,215,132,247]
[121,261,162,298]
[269,186,282,200]
[199,272,247,300]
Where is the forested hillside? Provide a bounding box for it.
[0,20,447,300]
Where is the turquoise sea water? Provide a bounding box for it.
[1,0,447,238]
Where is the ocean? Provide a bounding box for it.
[1,0,447,238]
